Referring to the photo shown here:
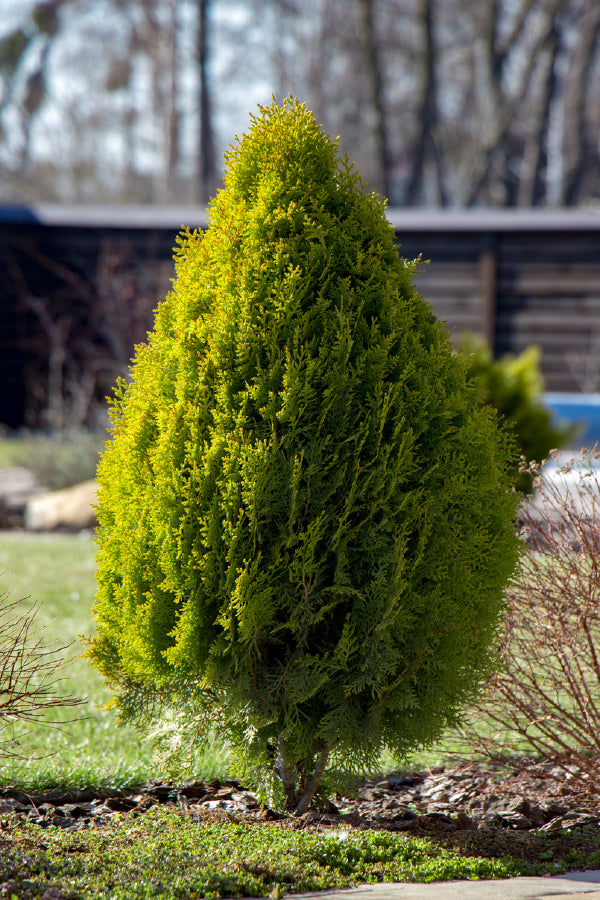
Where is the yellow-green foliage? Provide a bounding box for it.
[459,334,575,492]
[88,99,520,807]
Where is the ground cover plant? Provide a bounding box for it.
[88,97,520,814]
[6,808,600,899]
[4,808,600,900]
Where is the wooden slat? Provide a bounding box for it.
[497,310,600,329]
[497,277,600,295]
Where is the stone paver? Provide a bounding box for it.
[287,871,600,900]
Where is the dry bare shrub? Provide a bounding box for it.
[0,590,81,757]
[463,448,600,788]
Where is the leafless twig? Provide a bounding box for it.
[0,589,83,758]
[461,448,600,789]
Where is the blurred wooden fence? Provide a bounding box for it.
[390,209,600,392]
[1,205,599,428]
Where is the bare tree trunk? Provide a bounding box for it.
[406,0,446,206]
[294,746,329,815]
[356,0,391,200]
[563,4,600,205]
[164,0,179,200]
[275,738,298,811]
[274,738,330,814]
[197,0,216,205]
[516,23,560,206]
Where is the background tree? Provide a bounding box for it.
[0,0,597,207]
[0,0,216,203]
[238,0,600,206]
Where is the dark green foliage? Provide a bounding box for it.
[88,98,520,811]
[459,333,576,492]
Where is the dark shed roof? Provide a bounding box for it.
[2,204,599,232]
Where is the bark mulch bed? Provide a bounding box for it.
[1,758,598,838]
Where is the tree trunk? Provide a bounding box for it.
[275,738,330,814]
[356,0,391,200]
[294,746,330,815]
[516,24,560,207]
[163,0,179,201]
[406,0,446,206]
[197,0,216,205]
[563,5,600,205]
[275,738,298,811]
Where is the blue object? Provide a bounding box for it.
[544,393,600,448]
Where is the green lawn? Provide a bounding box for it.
[0,531,230,791]
[0,531,151,789]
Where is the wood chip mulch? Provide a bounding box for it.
[1,758,599,839]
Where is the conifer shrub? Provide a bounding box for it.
[88,98,520,813]
[459,333,575,492]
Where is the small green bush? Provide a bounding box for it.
[88,98,520,812]
[459,334,575,492]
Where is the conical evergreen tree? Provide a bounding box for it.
[88,98,520,813]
